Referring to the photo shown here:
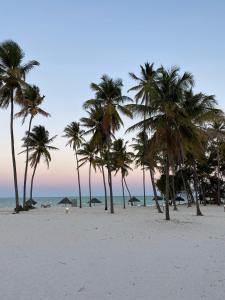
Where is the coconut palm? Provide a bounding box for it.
[0,40,39,211]
[80,106,108,210]
[112,139,133,209]
[83,75,132,213]
[15,85,50,207]
[78,142,97,207]
[207,120,225,205]
[127,66,195,220]
[21,125,57,201]
[63,122,85,208]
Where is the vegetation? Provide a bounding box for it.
[1,39,225,220]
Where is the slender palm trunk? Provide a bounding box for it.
[149,168,163,213]
[165,154,170,220]
[107,140,114,213]
[201,181,206,206]
[171,173,177,210]
[89,161,92,207]
[187,179,195,204]
[180,168,191,207]
[101,163,108,210]
[75,150,82,208]
[217,148,221,206]
[10,93,20,210]
[23,115,33,207]
[124,177,131,198]
[143,165,146,207]
[193,163,203,216]
[30,159,38,200]
[121,175,125,209]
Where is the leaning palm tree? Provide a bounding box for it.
[63,122,84,208]
[0,40,39,211]
[15,85,50,207]
[112,139,133,209]
[78,142,97,207]
[21,125,58,201]
[83,75,132,213]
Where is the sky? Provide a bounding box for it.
[0,0,225,197]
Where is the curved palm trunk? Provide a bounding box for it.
[30,159,39,201]
[75,150,82,208]
[23,115,33,207]
[10,94,20,211]
[101,163,108,210]
[124,177,132,206]
[165,154,170,220]
[193,163,203,216]
[149,169,163,213]
[143,165,146,207]
[121,175,125,209]
[89,161,92,207]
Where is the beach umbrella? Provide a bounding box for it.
[26,199,37,206]
[128,197,141,203]
[152,196,163,201]
[88,198,102,204]
[175,196,185,203]
[58,197,72,205]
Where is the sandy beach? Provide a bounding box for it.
[0,205,225,300]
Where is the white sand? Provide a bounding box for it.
[0,205,225,300]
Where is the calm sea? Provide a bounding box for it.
[0,196,157,209]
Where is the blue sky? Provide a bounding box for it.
[0,0,225,197]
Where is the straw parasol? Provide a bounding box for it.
[88,198,102,204]
[58,197,72,205]
[25,199,37,206]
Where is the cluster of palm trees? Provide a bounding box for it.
[64,64,225,220]
[1,40,225,220]
[0,40,57,211]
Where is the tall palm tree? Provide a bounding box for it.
[127,66,194,220]
[15,85,50,207]
[83,75,132,213]
[21,125,57,201]
[80,106,108,210]
[78,142,97,207]
[112,139,133,209]
[63,122,85,208]
[0,40,39,211]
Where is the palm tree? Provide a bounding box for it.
[0,40,39,211]
[80,106,108,210]
[15,85,50,207]
[128,66,194,220]
[21,125,57,201]
[208,120,225,205]
[63,122,84,208]
[112,139,133,209]
[83,75,132,213]
[78,142,97,207]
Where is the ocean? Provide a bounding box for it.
[0,196,157,209]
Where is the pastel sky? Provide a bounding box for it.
[0,0,225,197]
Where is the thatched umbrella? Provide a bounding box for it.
[128,197,141,206]
[175,196,185,204]
[88,198,102,205]
[58,197,72,205]
[25,199,37,206]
